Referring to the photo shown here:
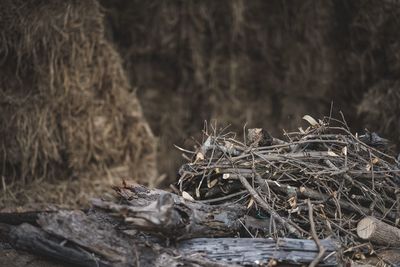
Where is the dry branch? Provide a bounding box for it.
[237,174,303,237]
[177,117,400,251]
[8,223,112,267]
[307,199,326,267]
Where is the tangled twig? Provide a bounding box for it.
[177,116,399,252]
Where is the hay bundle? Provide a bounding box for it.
[358,80,400,147]
[334,1,400,124]
[0,0,157,192]
[345,1,400,147]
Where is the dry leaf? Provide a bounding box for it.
[366,163,371,171]
[182,191,195,201]
[342,146,347,156]
[224,140,235,149]
[288,196,297,208]
[207,178,218,188]
[354,252,366,260]
[327,150,338,157]
[247,198,254,209]
[361,185,369,192]
[195,152,204,161]
[372,158,379,164]
[299,186,306,193]
[267,259,277,267]
[302,115,319,126]
[288,207,299,214]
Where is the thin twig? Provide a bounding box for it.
[238,174,304,237]
[307,199,326,267]
[199,190,247,203]
[178,117,400,250]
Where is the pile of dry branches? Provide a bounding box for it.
[177,116,400,251]
[2,116,399,266]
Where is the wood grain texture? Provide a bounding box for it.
[357,216,400,246]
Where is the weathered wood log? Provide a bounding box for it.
[5,219,340,267]
[0,211,44,225]
[9,223,112,267]
[0,184,270,241]
[7,211,233,267]
[0,223,12,243]
[91,184,255,240]
[37,210,137,264]
[92,196,245,240]
[357,216,400,246]
[0,245,69,267]
[177,237,339,266]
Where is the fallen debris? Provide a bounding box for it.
[1,115,400,266]
[177,116,400,264]
[0,202,339,266]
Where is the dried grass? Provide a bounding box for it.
[0,173,118,209]
[0,0,157,207]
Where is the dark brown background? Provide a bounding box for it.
[101,0,400,180]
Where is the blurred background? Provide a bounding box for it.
[101,0,400,179]
[1,0,399,207]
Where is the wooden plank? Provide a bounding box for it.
[3,210,340,266]
[37,210,139,264]
[177,238,339,266]
[0,211,51,225]
[9,223,112,267]
[35,210,235,267]
[92,185,277,239]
